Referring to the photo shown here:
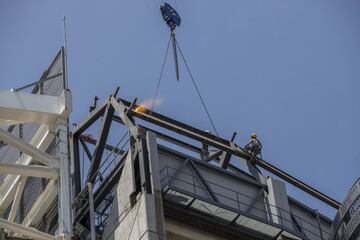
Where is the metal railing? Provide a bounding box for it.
[73,132,130,235]
[160,165,329,240]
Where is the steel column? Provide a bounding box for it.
[56,122,72,238]
[70,134,82,196]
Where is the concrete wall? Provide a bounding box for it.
[102,132,166,240]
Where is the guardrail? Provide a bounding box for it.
[72,132,129,234]
[160,165,329,240]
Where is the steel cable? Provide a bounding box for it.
[175,38,220,136]
[151,33,172,112]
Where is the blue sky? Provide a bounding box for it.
[1,0,359,217]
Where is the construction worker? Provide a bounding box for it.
[244,133,262,161]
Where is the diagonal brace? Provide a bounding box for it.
[245,187,265,213]
[189,160,219,202]
[8,177,27,222]
[0,218,56,240]
[86,103,114,184]
[0,128,57,167]
[110,97,139,138]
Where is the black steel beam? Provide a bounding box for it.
[118,98,340,209]
[86,104,114,184]
[79,137,92,160]
[219,132,237,168]
[139,125,202,153]
[206,150,223,162]
[291,213,306,238]
[70,134,82,195]
[219,151,232,169]
[138,125,253,182]
[120,98,232,146]
[256,159,340,209]
[72,100,107,137]
[138,137,152,193]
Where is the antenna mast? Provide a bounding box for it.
[62,16,69,89]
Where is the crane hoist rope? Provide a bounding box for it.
[152,2,220,136]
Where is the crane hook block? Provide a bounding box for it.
[160,3,181,31]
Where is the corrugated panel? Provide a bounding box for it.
[0,48,66,231]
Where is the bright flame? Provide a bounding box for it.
[135,98,163,113]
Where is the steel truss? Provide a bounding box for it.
[71,87,339,239]
[0,48,72,240]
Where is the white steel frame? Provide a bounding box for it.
[0,89,72,240]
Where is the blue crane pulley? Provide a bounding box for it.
[160,3,181,81]
[160,3,181,31]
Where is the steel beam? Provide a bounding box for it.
[70,133,82,196]
[140,125,252,180]
[0,90,70,124]
[14,73,63,92]
[0,218,56,240]
[0,128,57,167]
[21,180,57,228]
[119,98,340,209]
[219,132,237,168]
[257,159,340,209]
[71,100,107,136]
[0,163,58,179]
[137,136,152,193]
[86,104,114,184]
[110,97,139,138]
[207,150,223,162]
[8,177,27,223]
[0,125,54,212]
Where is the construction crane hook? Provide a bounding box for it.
[160,3,181,81]
[160,3,181,31]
